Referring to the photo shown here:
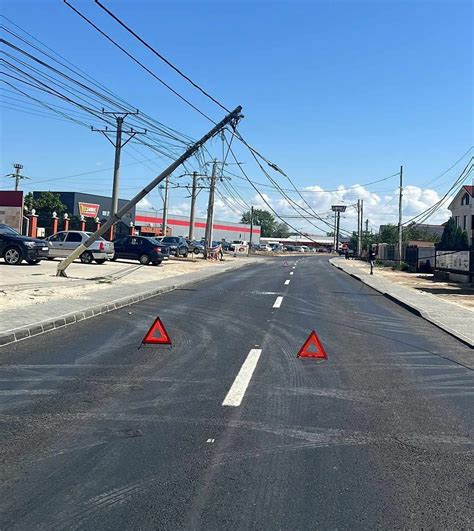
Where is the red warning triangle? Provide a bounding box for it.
[142,317,172,345]
[297,331,327,359]
[283,261,289,267]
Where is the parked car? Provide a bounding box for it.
[258,243,272,251]
[186,240,205,255]
[112,236,169,265]
[159,236,189,257]
[0,223,49,265]
[45,231,114,264]
[293,246,305,253]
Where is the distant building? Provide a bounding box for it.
[448,185,473,246]
[135,210,260,243]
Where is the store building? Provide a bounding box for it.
[32,191,135,236]
[135,210,260,243]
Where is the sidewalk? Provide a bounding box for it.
[0,257,261,347]
[330,257,474,348]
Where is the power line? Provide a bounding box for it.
[93,0,230,114]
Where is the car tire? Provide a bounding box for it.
[110,254,117,261]
[26,259,41,265]
[95,259,106,264]
[80,251,93,264]
[3,246,23,265]
[152,260,162,266]
[47,257,55,261]
[139,254,151,265]
[193,248,200,255]
[183,250,188,258]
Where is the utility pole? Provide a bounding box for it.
[398,165,403,263]
[161,176,169,236]
[360,200,364,253]
[56,105,243,276]
[357,199,361,256]
[331,205,346,253]
[248,206,254,257]
[333,210,337,252]
[204,160,218,258]
[92,110,145,239]
[188,172,198,241]
[6,163,29,191]
[365,218,369,234]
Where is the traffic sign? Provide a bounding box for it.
[297,331,327,359]
[142,317,172,345]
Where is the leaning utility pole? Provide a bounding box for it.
[398,165,403,263]
[92,110,145,239]
[6,163,29,191]
[188,172,198,241]
[204,160,218,258]
[57,106,243,276]
[161,176,169,236]
[248,205,254,257]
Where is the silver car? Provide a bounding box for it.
[46,231,114,264]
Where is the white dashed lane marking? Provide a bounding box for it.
[273,296,283,308]
[284,280,290,285]
[222,349,263,407]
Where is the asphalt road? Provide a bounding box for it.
[0,255,472,530]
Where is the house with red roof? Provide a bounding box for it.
[448,185,473,246]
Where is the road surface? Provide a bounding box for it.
[0,256,472,529]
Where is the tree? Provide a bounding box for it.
[438,217,469,250]
[378,224,398,245]
[25,191,66,215]
[241,209,277,237]
[403,223,441,243]
[273,222,291,238]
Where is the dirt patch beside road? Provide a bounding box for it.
[347,259,474,311]
[0,255,250,311]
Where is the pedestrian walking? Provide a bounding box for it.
[368,247,377,275]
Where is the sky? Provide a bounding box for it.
[1,0,473,235]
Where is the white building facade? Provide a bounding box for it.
[448,185,473,246]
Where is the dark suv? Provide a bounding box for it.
[159,236,189,257]
[112,235,170,265]
[0,223,49,265]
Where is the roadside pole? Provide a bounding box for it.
[248,205,254,257]
[161,176,169,236]
[92,110,144,240]
[188,171,198,240]
[331,205,346,254]
[204,160,218,259]
[360,199,364,253]
[398,165,403,264]
[6,163,29,191]
[357,199,361,257]
[56,106,243,276]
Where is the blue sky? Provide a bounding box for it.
[1,0,472,231]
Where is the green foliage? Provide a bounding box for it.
[403,223,441,243]
[26,191,66,215]
[241,209,277,237]
[438,217,469,250]
[273,222,291,238]
[378,224,398,245]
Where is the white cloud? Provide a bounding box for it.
[210,184,452,234]
[137,197,153,210]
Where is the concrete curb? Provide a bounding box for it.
[0,260,257,348]
[329,259,473,348]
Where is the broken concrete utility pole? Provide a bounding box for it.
[56,106,243,276]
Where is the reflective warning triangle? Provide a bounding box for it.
[142,317,172,345]
[283,261,289,267]
[297,331,327,359]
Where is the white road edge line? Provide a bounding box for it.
[290,272,294,275]
[273,296,283,308]
[284,280,290,285]
[222,349,262,407]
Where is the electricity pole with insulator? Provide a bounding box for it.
[6,163,29,191]
[92,109,146,239]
